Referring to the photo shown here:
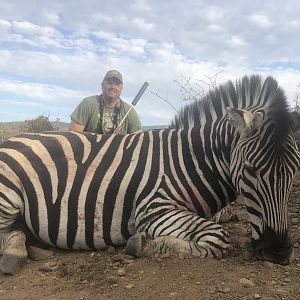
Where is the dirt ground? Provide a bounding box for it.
[1,183,299,300]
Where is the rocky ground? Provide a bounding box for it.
[0,178,299,300]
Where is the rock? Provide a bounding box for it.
[106,276,119,285]
[117,267,127,276]
[112,261,120,268]
[38,263,57,272]
[112,255,124,263]
[90,252,95,258]
[124,284,134,289]
[125,259,134,264]
[239,278,255,287]
[28,246,54,261]
[169,292,178,297]
[59,265,69,277]
[253,294,261,299]
[291,218,299,225]
[107,246,116,254]
[222,287,231,294]
[263,261,275,268]
[123,254,135,260]
[242,250,254,261]
[274,289,288,295]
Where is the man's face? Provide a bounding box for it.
[101,79,123,100]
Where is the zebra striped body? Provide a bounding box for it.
[0,75,299,273]
[0,129,230,250]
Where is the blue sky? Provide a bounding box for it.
[1,0,300,126]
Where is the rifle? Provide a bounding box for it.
[113,82,149,134]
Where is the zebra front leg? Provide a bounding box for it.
[0,229,27,274]
[127,208,231,259]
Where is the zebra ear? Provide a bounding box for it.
[226,107,264,137]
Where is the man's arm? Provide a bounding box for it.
[69,120,85,132]
[127,107,143,134]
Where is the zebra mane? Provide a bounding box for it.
[170,74,292,143]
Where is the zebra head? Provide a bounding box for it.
[227,103,300,265]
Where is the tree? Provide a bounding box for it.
[22,115,59,133]
[0,123,18,142]
[294,82,300,112]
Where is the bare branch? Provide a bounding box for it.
[150,70,223,113]
[150,90,179,113]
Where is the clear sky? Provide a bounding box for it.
[1,0,300,126]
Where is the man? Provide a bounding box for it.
[69,70,142,134]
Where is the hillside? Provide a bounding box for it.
[2,122,169,132]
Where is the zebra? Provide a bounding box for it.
[0,75,299,274]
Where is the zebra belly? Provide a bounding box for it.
[24,193,128,250]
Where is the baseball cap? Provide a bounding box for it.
[103,70,123,83]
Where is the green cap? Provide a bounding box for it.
[103,70,123,83]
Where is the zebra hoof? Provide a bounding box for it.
[0,254,27,274]
[125,232,147,257]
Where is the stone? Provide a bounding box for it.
[222,287,231,294]
[253,294,261,299]
[124,284,134,289]
[274,289,288,295]
[28,246,54,261]
[291,218,299,225]
[239,278,255,287]
[107,246,116,254]
[38,263,56,272]
[263,261,275,268]
[106,276,119,285]
[242,250,254,261]
[117,267,127,276]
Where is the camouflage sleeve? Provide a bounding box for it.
[127,107,142,133]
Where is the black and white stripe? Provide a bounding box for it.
[0,75,299,269]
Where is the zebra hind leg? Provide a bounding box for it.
[125,232,231,259]
[128,208,232,259]
[0,229,27,274]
